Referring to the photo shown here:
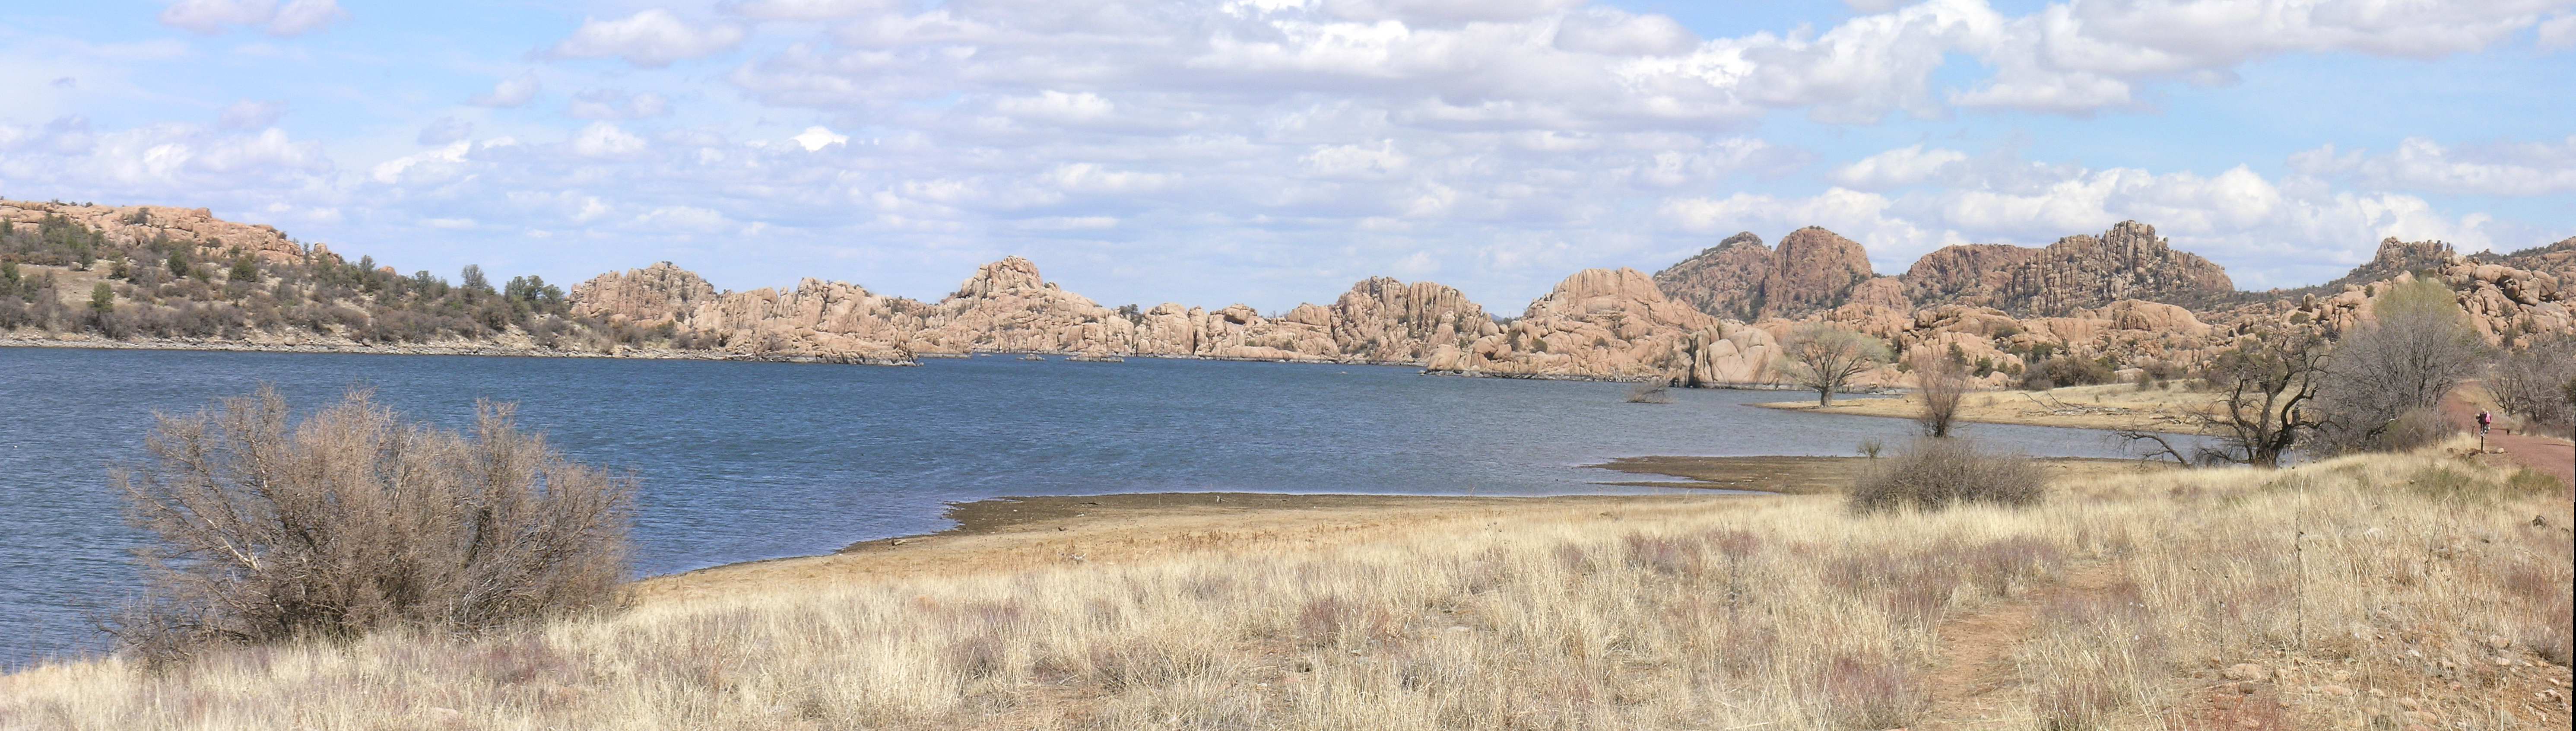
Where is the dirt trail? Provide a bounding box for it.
[2442,388,2575,490]
[1916,561,2127,729]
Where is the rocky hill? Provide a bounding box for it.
[6,197,2571,390]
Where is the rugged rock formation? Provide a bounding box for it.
[568,262,717,327]
[1652,232,1773,321]
[17,197,2571,390]
[1761,227,1876,317]
[1653,227,1877,320]
[0,200,321,264]
[1897,222,2234,316]
[1900,244,2042,307]
[1424,268,1781,385]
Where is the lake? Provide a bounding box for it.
[0,347,2170,667]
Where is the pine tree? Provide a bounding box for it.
[91,282,115,314]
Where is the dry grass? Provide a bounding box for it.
[1757,381,2225,433]
[4,443,2570,730]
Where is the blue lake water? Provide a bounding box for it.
[0,347,2172,667]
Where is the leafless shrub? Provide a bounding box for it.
[1856,439,1884,459]
[1914,354,1969,438]
[2492,333,2576,437]
[1624,381,1673,404]
[1848,438,2046,514]
[2376,407,2455,453]
[2316,277,2489,454]
[112,386,634,666]
[1782,323,1889,407]
[2125,327,2330,467]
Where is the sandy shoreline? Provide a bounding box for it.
[1751,382,2222,434]
[637,454,2175,602]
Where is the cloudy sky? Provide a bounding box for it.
[3,0,2571,310]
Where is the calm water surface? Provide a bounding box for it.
[0,347,2170,666]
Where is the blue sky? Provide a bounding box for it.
[3,0,2572,311]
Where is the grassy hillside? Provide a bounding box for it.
[3,442,2566,730]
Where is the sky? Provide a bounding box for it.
[2,0,2572,312]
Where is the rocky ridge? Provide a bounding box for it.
[8,197,2570,390]
[0,200,328,264]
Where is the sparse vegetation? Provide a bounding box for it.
[7,442,2564,729]
[110,388,634,667]
[0,214,664,352]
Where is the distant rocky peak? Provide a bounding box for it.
[954,256,1050,298]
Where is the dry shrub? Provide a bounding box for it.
[2377,407,2456,452]
[1914,355,1969,438]
[1814,653,1924,729]
[1847,438,2047,514]
[112,386,634,666]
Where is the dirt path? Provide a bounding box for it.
[2442,388,2575,490]
[1915,561,2127,729]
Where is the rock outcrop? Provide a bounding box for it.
[1652,232,1773,321]
[569,262,718,327]
[1898,222,2235,316]
[1654,227,1877,320]
[0,200,321,265]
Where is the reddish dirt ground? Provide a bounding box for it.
[2443,388,2576,491]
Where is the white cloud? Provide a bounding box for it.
[469,73,541,108]
[159,0,343,36]
[1830,144,1969,189]
[216,99,284,129]
[549,10,746,67]
[2289,136,2576,197]
[2543,14,2576,48]
[417,116,473,145]
[571,122,647,157]
[722,0,895,20]
[790,126,848,151]
[568,89,672,120]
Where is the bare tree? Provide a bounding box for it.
[1782,323,1889,407]
[114,387,634,665]
[1914,353,1969,438]
[2121,327,2329,467]
[2493,333,2576,437]
[2315,277,2490,453]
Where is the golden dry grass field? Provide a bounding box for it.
[3,442,2569,730]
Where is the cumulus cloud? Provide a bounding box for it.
[159,0,343,36]
[2289,136,2576,197]
[417,116,473,145]
[571,122,646,157]
[548,10,746,67]
[568,89,671,120]
[1831,144,1970,189]
[469,73,542,108]
[721,0,896,20]
[790,126,847,151]
[217,99,284,129]
[2544,14,2576,48]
